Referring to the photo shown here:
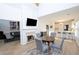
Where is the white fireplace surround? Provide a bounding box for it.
[20,28,40,45]
[26,29,37,37]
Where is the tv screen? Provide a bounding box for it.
[26,18,37,26]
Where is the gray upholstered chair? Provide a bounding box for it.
[51,37,65,54]
[35,39,48,54]
[34,32,48,54]
[50,32,56,44]
[34,33,41,39]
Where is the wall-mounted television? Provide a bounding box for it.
[26,18,37,26]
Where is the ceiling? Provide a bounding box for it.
[5,3,38,8]
[2,3,79,22]
[38,5,79,23]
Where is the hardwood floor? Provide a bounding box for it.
[0,38,79,55]
[55,38,79,55]
[0,40,36,55]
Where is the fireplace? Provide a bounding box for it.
[26,31,36,42]
[27,35,34,42]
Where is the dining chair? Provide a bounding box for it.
[34,33,41,39]
[51,37,65,54]
[50,32,56,44]
[33,32,48,54]
[35,39,48,54]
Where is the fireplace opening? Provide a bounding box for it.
[27,35,34,42]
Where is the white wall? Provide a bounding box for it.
[38,18,53,31]
[20,4,38,45]
[75,20,79,46]
[38,3,79,17]
[0,4,21,21]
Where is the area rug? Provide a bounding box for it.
[25,48,63,55]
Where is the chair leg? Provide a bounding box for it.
[52,48,63,54]
[36,50,40,54]
[36,50,43,55]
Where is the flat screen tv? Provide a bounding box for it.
[26,18,37,26]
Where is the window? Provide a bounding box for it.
[10,21,16,30]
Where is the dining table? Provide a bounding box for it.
[42,35,54,54]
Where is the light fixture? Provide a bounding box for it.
[35,3,39,6]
